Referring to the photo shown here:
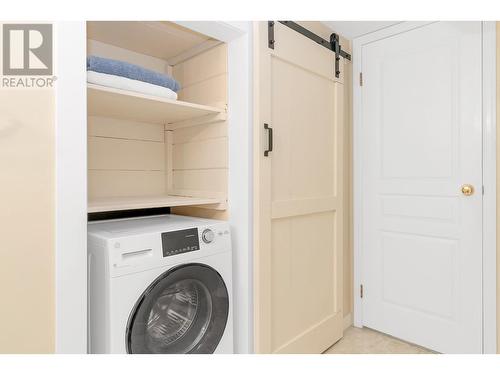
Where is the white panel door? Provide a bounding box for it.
[360,22,482,353]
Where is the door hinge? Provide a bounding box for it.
[482,185,485,195]
[360,284,364,299]
[359,72,363,86]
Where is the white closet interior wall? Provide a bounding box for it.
[87,40,169,200]
[170,43,229,220]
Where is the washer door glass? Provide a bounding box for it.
[126,263,229,354]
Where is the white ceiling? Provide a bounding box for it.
[322,21,401,40]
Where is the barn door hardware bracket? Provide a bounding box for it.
[268,21,351,78]
[268,21,275,49]
[330,32,350,78]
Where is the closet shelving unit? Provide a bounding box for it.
[87,84,227,213]
[87,21,229,214]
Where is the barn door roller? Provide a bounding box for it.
[267,21,351,78]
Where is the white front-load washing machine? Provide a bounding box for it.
[87,214,233,354]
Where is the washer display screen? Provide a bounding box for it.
[161,228,200,257]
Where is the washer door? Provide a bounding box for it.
[126,263,229,354]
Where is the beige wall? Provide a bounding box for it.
[0,89,55,353]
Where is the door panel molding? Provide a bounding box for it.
[271,197,339,219]
[353,21,497,354]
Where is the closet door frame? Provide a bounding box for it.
[352,21,497,354]
[55,21,88,354]
[55,21,253,354]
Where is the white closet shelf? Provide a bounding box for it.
[87,84,225,125]
[88,194,223,213]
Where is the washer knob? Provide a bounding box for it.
[202,229,215,244]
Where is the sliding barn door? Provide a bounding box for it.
[254,21,344,353]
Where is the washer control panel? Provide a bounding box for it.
[161,228,200,257]
[160,224,231,258]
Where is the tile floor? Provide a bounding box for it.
[324,326,436,354]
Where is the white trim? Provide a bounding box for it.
[352,30,363,329]
[55,21,88,353]
[352,21,497,353]
[226,23,254,354]
[481,21,497,354]
[352,39,363,328]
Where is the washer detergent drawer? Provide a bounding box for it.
[108,233,163,277]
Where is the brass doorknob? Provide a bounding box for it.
[461,184,474,196]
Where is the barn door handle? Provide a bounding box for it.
[264,123,273,157]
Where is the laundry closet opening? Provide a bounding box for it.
[84,21,238,354]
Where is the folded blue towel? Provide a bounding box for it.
[87,55,181,93]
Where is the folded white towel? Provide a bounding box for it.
[87,71,178,100]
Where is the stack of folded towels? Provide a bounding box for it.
[87,55,181,100]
